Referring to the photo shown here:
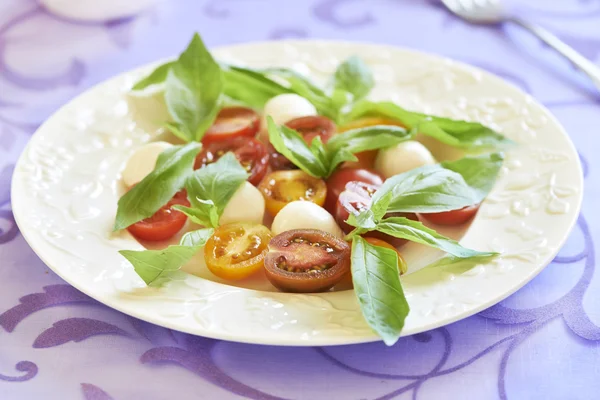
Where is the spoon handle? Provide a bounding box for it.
[509,17,600,89]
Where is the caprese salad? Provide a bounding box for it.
[115,33,511,345]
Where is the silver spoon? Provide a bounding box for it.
[441,0,600,90]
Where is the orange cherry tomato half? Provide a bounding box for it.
[202,107,260,145]
[194,137,269,186]
[324,168,383,214]
[419,204,480,226]
[264,229,351,293]
[364,237,408,275]
[203,222,272,280]
[258,170,327,216]
[269,115,336,170]
[338,117,406,169]
[127,191,189,242]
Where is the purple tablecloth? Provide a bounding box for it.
[1,0,599,399]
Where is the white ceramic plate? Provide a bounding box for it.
[11,41,583,346]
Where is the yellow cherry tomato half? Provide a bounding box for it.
[258,170,327,216]
[204,222,272,280]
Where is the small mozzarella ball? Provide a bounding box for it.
[220,182,265,225]
[374,141,436,178]
[122,141,172,187]
[271,201,344,238]
[260,94,317,141]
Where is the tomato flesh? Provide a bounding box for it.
[269,115,336,170]
[127,191,189,242]
[335,181,417,247]
[264,229,351,292]
[204,223,272,280]
[195,137,269,186]
[202,107,260,145]
[324,168,383,214]
[420,205,480,226]
[258,170,327,216]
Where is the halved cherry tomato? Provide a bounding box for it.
[264,229,351,292]
[324,168,383,214]
[127,190,189,242]
[202,107,260,145]
[258,170,327,216]
[364,237,408,275]
[419,204,480,226]
[195,137,269,186]
[338,117,406,169]
[335,181,418,247]
[269,115,336,170]
[204,222,272,280]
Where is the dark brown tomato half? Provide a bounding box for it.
[324,168,383,214]
[335,181,418,248]
[268,115,336,170]
[264,229,351,293]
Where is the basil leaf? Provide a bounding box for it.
[180,227,215,247]
[326,147,358,177]
[132,62,173,91]
[165,33,223,142]
[332,56,374,100]
[441,152,504,202]
[347,191,393,233]
[423,115,514,150]
[424,253,497,269]
[347,100,513,150]
[376,217,496,258]
[326,125,412,153]
[267,117,329,178]
[325,125,413,175]
[120,227,214,286]
[351,236,409,346]
[120,246,198,286]
[174,200,220,228]
[372,165,479,214]
[222,65,291,108]
[175,152,248,228]
[114,142,201,231]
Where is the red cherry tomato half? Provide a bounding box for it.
[324,168,383,214]
[127,191,190,242]
[335,181,417,247]
[195,137,269,186]
[202,107,260,145]
[285,115,336,143]
[269,115,336,170]
[419,204,480,226]
[264,229,351,293]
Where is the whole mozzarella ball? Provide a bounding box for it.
[374,141,436,178]
[260,94,317,140]
[122,141,173,187]
[220,182,265,226]
[271,201,344,238]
